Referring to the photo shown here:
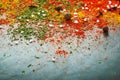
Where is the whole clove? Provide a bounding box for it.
[103,26,109,37]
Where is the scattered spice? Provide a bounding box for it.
[2,0,119,43]
[0,0,120,59]
[56,49,68,57]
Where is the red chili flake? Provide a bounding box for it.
[44,35,49,39]
[56,49,68,57]
[49,0,55,4]
[111,27,116,31]
[43,4,49,9]
[50,39,54,42]
[75,30,84,35]
[0,19,10,25]
[28,0,33,4]
[60,36,64,39]
[57,39,61,43]
[81,34,86,39]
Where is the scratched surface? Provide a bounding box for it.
[0,25,120,80]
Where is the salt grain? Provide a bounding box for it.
[96,19,100,23]
[52,57,56,62]
[49,24,54,27]
[74,20,79,23]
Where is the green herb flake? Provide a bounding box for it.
[22,70,25,74]
[34,56,40,59]
[27,64,32,68]
[40,44,43,46]
[98,60,102,64]
[0,4,2,7]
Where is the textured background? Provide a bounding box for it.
[0,25,120,80]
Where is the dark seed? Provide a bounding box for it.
[107,8,111,11]
[22,70,25,73]
[64,14,72,21]
[103,26,109,37]
[70,51,73,54]
[52,60,56,63]
[32,69,35,72]
[55,6,63,12]
[29,5,37,9]
[108,7,117,12]
[111,7,117,11]
[96,12,103,18]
